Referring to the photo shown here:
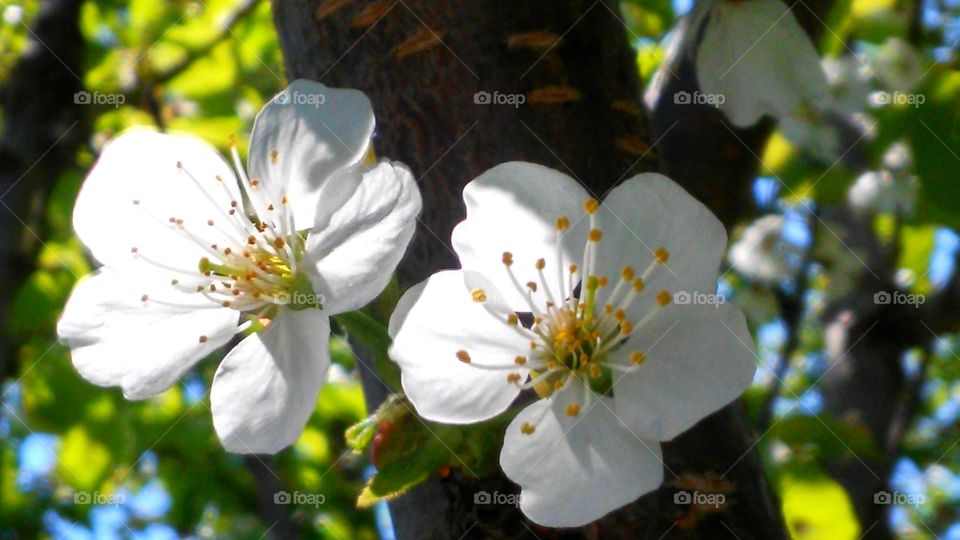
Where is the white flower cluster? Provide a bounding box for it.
[59,79,757,526]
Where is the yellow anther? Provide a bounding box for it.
[579,353,589,365]
[632,278,646,292]
[547,360,559,370]
[598,276,609,287]
[656,290,672,307]
[247,236,256,245]
[515,355,527,365]
[227,133,237,147]
[555,216,570,231]
[569,263,578,274]
[221,301,231,307]
[536,258,546,270]
[622,266,636,280]
[271,149,279,164]
[654,247,670,264]
[533,316,543,325]
[584,197,600,215]
[506,314,519,326]
[273,238,285,249]
[530,342,539,349]
[526,281,538,292]
[507,373,522,384]
[586,275,600,290]
[589,363,602,378]
[588,228,603,242]
[281,196,288,204]
[614,309,626,320]
[631,351,646,365]
[554,379,565,390]
[604,304,613,314]
[471,288,487,302]
[456,350,471,363]
[620,320,634,335]
[521,422,536,435]
[566,403,581,417]
[502,252,514,266]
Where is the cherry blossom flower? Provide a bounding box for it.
[690,0,829,127]
[729,214,800,283]
[58,80,422,454]
[389,162,755,526]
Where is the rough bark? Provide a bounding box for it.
[0,0,86,380]
[273,1,785,538]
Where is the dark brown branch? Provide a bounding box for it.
[273,1,786,538]
[0,0,87,380]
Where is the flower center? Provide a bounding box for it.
[457,197,675,431]
[131,137,320,341]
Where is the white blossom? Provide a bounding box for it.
[690,0,829,126]
[58,80,422,454]
[389,163,755,527]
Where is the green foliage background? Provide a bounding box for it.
[1,0,959,538]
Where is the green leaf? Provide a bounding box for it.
[769,415,880,460]
[898,224,936,294]
[781,471,861,540]
[906,69,960,230]
[334,310,401,391]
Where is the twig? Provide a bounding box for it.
[756,208,818,432]
[151,0,262,85]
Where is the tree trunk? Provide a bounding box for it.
[272,1,786,538]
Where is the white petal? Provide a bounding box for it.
[500,385,664,527]
[593,173,726,322]
[73,130,243,273]
[248,80,374,228]
[696,0,829,126]
[305,161,421,315]
[452,162,590,311]
[389,270,529,424]
[612,302,756,441]
[57,268,239,400]
[211,309,331,454]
